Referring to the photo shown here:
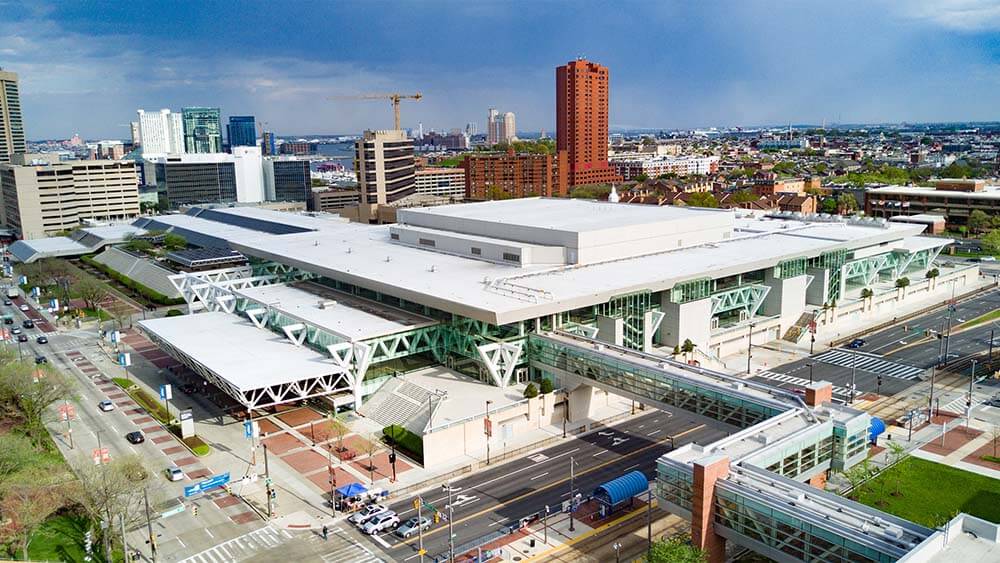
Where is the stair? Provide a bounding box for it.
[357,378,437,433]
[782,311,817,343]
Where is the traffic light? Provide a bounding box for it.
[413,499,420,511]
[192,505,199,517]
[389,452,397,465]
[433,512,441,524]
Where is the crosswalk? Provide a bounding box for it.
[319,527,384,563]
[813,349,925,380]
[754,371,856,400]
[179,526,293,563]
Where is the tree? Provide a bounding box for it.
[925,268,939,279]
[841,459,873,500]
[681,338,696,354]
[968,210,991,235]
[0,434,40,489]
[685,191,718,208]
[836,193,858,215]
[672,344,681,356]
[539,378,554,394]
[821,197,837,214]
[887,442,909,496]
[73,277,109,311]
[729,189,758,204]
[983,229,1000,256]
[895,277,910,289]
[162,233,187,251]
[125,238,153,253]
[647,535,707,563]
[360,433,380,484]
[0,481,66,560]
[0,353,73,443]
[860,288,874,299]
[523,382,539,399]
[69,454,159,559]
[992,424,1000,457]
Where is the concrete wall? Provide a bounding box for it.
[596,314,624,347]
[806,267,830,306]
[761,271,809,327]
[659,294,712,349]
[422,392,560,468]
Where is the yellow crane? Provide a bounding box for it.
[328,93,423,130]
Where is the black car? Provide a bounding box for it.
[125,431,145,444]
[36,335,48,344]
[2,299,10,306]
[3,317,11,325]
[846,338,867,349]
[16,334,28,342]
[34,355,47,365]
[22,319,33,329]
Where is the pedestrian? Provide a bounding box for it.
[322,525,328,540]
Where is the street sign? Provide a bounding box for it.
[159,384,172,401]
[91,448,110,465]
[110,331,120,344]
[808,320,817,334]
[243,420,259,439]
[118,352,131,367]
[483,418,492,438]
[183,472,231,497]
[58,403,76,421]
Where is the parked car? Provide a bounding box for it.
[18,304,29,311]
[22,319,33,328]
[125,431,145,444]
[3,317,11,324]
[36,335,48,344]
[362,511,399,535]
[349,504,387,527]
[16,334,27,342]
[165,466,185,481]
[98,400,115,412]
[3,299,11,306]
[395,516,431,538]
[986,397,1000,408]
[846,338,867,349]
[34,355,47,365]
[11,327,21,335]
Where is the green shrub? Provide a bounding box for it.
[925,268,939,279]
[895,277,910,289]
[383,424,423,464]
[982,455,1000,464]
[539,378,554,394]
[81,255,184,305]
[165,309,184,317]
[523,382,539,398]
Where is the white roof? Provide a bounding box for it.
[869,185,1000,200]
[138,313,341,392]
[235,281,437,341]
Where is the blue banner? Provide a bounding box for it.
[184,472,230,497]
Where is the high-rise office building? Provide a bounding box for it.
[556,58,622,187]
[227,115,257,149]
[0,70,27,163]
[151,154,237,207]
[263,157,311,202]
[486,108,499,145]
[182,107,222,153]
[354,129,415,222]
[502,112,516,143]
[0,154,139,239]
[486,108,516,146]
[136,109,185,155]
[129,121,141,147]
[260,131,277,156]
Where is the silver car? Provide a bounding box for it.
[362,511,399,535]
[349,503,387,527]
[395,516,431,538]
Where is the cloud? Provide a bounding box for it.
[890,0,1000,31]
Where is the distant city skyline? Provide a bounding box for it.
[5,1,1000,139]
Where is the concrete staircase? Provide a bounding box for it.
[358,378,437,433]
[782,311,817,343]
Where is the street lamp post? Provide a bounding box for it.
[568,456,576,532]
[613,542,622,563]
[850,348,858,404]
[807,362,814,384]
[968,359,978,430]
[442,482,456,562]
[485,399,493,466]
[746,322,756,375]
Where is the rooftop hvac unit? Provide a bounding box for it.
[318,300,337,309]
[756,433,771,445]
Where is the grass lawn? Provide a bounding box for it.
[856,457,1000,527]
[955,309,1000,331]
[27,513,94,562]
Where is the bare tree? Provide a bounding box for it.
[0,481,66,560]
[74,277,109,312]
[992,425,1000,457]
[0,353,73,441]
[361,433,381,484]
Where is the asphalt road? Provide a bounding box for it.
[358,409,734,560]
[755,288,1000,400]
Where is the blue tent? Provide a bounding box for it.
[869,417,886,444]
[593,470,648,507]
[336,483,368,497]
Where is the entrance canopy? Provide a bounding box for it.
[139,312,351,408]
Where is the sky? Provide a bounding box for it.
[4,0,1000,139]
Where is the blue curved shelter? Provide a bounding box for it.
[869,417,886,444]
[593,470,648,507]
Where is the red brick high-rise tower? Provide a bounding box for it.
[556,58,622,187]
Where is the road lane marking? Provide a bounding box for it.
[205,529,214,538]
[371,534,391,548]
[623,463,639,472]
[592,450,607,457]
[530,472,549,481]
[647,429,661,436]
[394,423,707,548]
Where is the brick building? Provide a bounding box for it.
[462,150,568,200]
[556,59,622,187]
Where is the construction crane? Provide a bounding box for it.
[328,93,422,130]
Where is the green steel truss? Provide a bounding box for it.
[249,259,317,283]
[669,278,712,304]
[843,253,898,286]
[775,257,807,279]
[809,249,848,303]
[364,325,445,364]
[710,284,771,317]
[593,290,658,350]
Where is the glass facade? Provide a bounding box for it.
[227,115,256,148]
[528,334,786,428]
[157,162,237,207]
[271,160,311,202]
[182,107,222,153]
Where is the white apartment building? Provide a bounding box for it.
[232,146,264,203]
[137,109,185,155]
[609,154,720,180]
[414,167,466,199]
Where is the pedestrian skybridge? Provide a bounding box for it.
[528,331,936,562]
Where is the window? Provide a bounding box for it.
[471,247,482,255]
[419,238,435,247]
[390,233,399,240]
[502,252,521,263]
